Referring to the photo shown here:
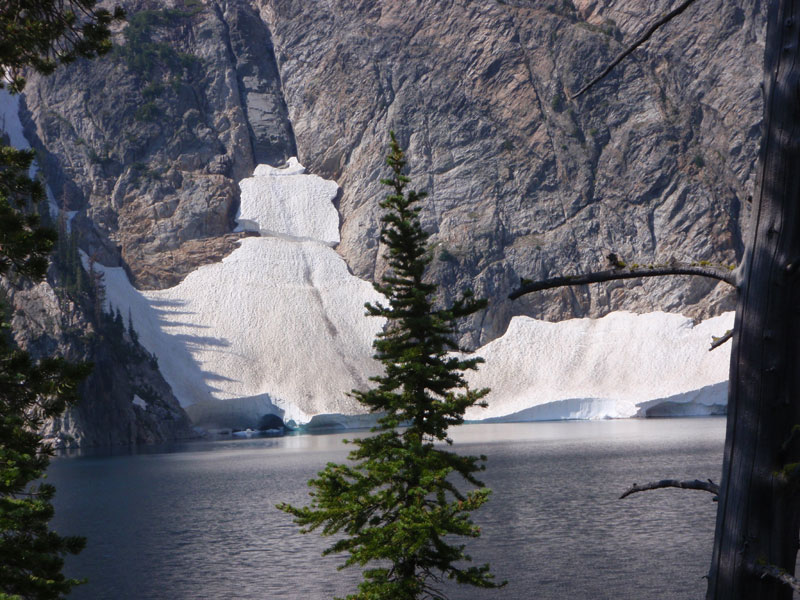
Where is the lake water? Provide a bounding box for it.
[48,418,725,599]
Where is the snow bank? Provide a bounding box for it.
[463,311,733,422]
[74,154,734,430]
[0,96,736,429]
[237,159,340,245]
[253,157,306,177]
[98,160,384,428]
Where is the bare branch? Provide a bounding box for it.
[569,0,703,99]
[754,564,800,594]
[709,329,733,351]
[509,263,736,300]
[619,478,719,500]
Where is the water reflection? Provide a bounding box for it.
[48,418,725,600]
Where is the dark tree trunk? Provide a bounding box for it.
[706,1,800,597]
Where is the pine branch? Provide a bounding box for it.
[754,564,800,594]
[509,262,736,300]
[570,0,703,99]
[619,478,719,500]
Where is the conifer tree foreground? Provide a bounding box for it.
[0,128,93,600]
[279,134,503,600]
[0,3,122,598]
[0,340,90,599]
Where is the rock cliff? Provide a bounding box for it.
[257,0,762,344]
[21,0,296,289]
[2,277,195,447]
[5,0,766,443]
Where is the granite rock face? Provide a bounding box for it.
[25,0,763,338]
[22,0,296,290]
[257,0,763,345]
[2,278,195,448]
[9,0,766,442]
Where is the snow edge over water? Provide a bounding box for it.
[88,158,733,429]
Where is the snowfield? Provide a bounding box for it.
[87,155,734,429]
[0,90,733,429]
[236,159,340,245]
[98,162,384,428]
[462,311,732,422]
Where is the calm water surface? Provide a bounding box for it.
[48,418,725,599]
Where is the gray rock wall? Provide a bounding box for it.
[22,0,295,289]
[9,0,766,443]
[2,278,195,447]
[258,0,762,344]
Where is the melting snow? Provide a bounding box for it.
[96,158,734,428]
[236,159,340,245]
[0,90,735,429]
[98,160,385,428]
[0,104,730,429]
[462,311,733,422]
[101,148,733,427]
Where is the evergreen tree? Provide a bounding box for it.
[0,3,122,597]
[279,134,503,600]
[0,152,93,597]
[88,256,105,325]
[0,146,56,281]
[127,309,138,345]
[0,340,91,599]
[0,0,125,93]
[0,131,92,600]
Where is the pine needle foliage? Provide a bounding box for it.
[0,2,116,593]
[0,141,93,599]
[0,146,57,281]
[0,0,125,93]
[279,133,503,600]
[0,148,93,597]
[0,344,91,599]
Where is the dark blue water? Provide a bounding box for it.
[47,418,725,599]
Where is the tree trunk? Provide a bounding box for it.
[706,1,800,597]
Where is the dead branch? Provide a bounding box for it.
[620,478,719,500]
[570,0,702,99]
[754,564,800,594]
[509,263,736,300]
[709,329,733,351]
